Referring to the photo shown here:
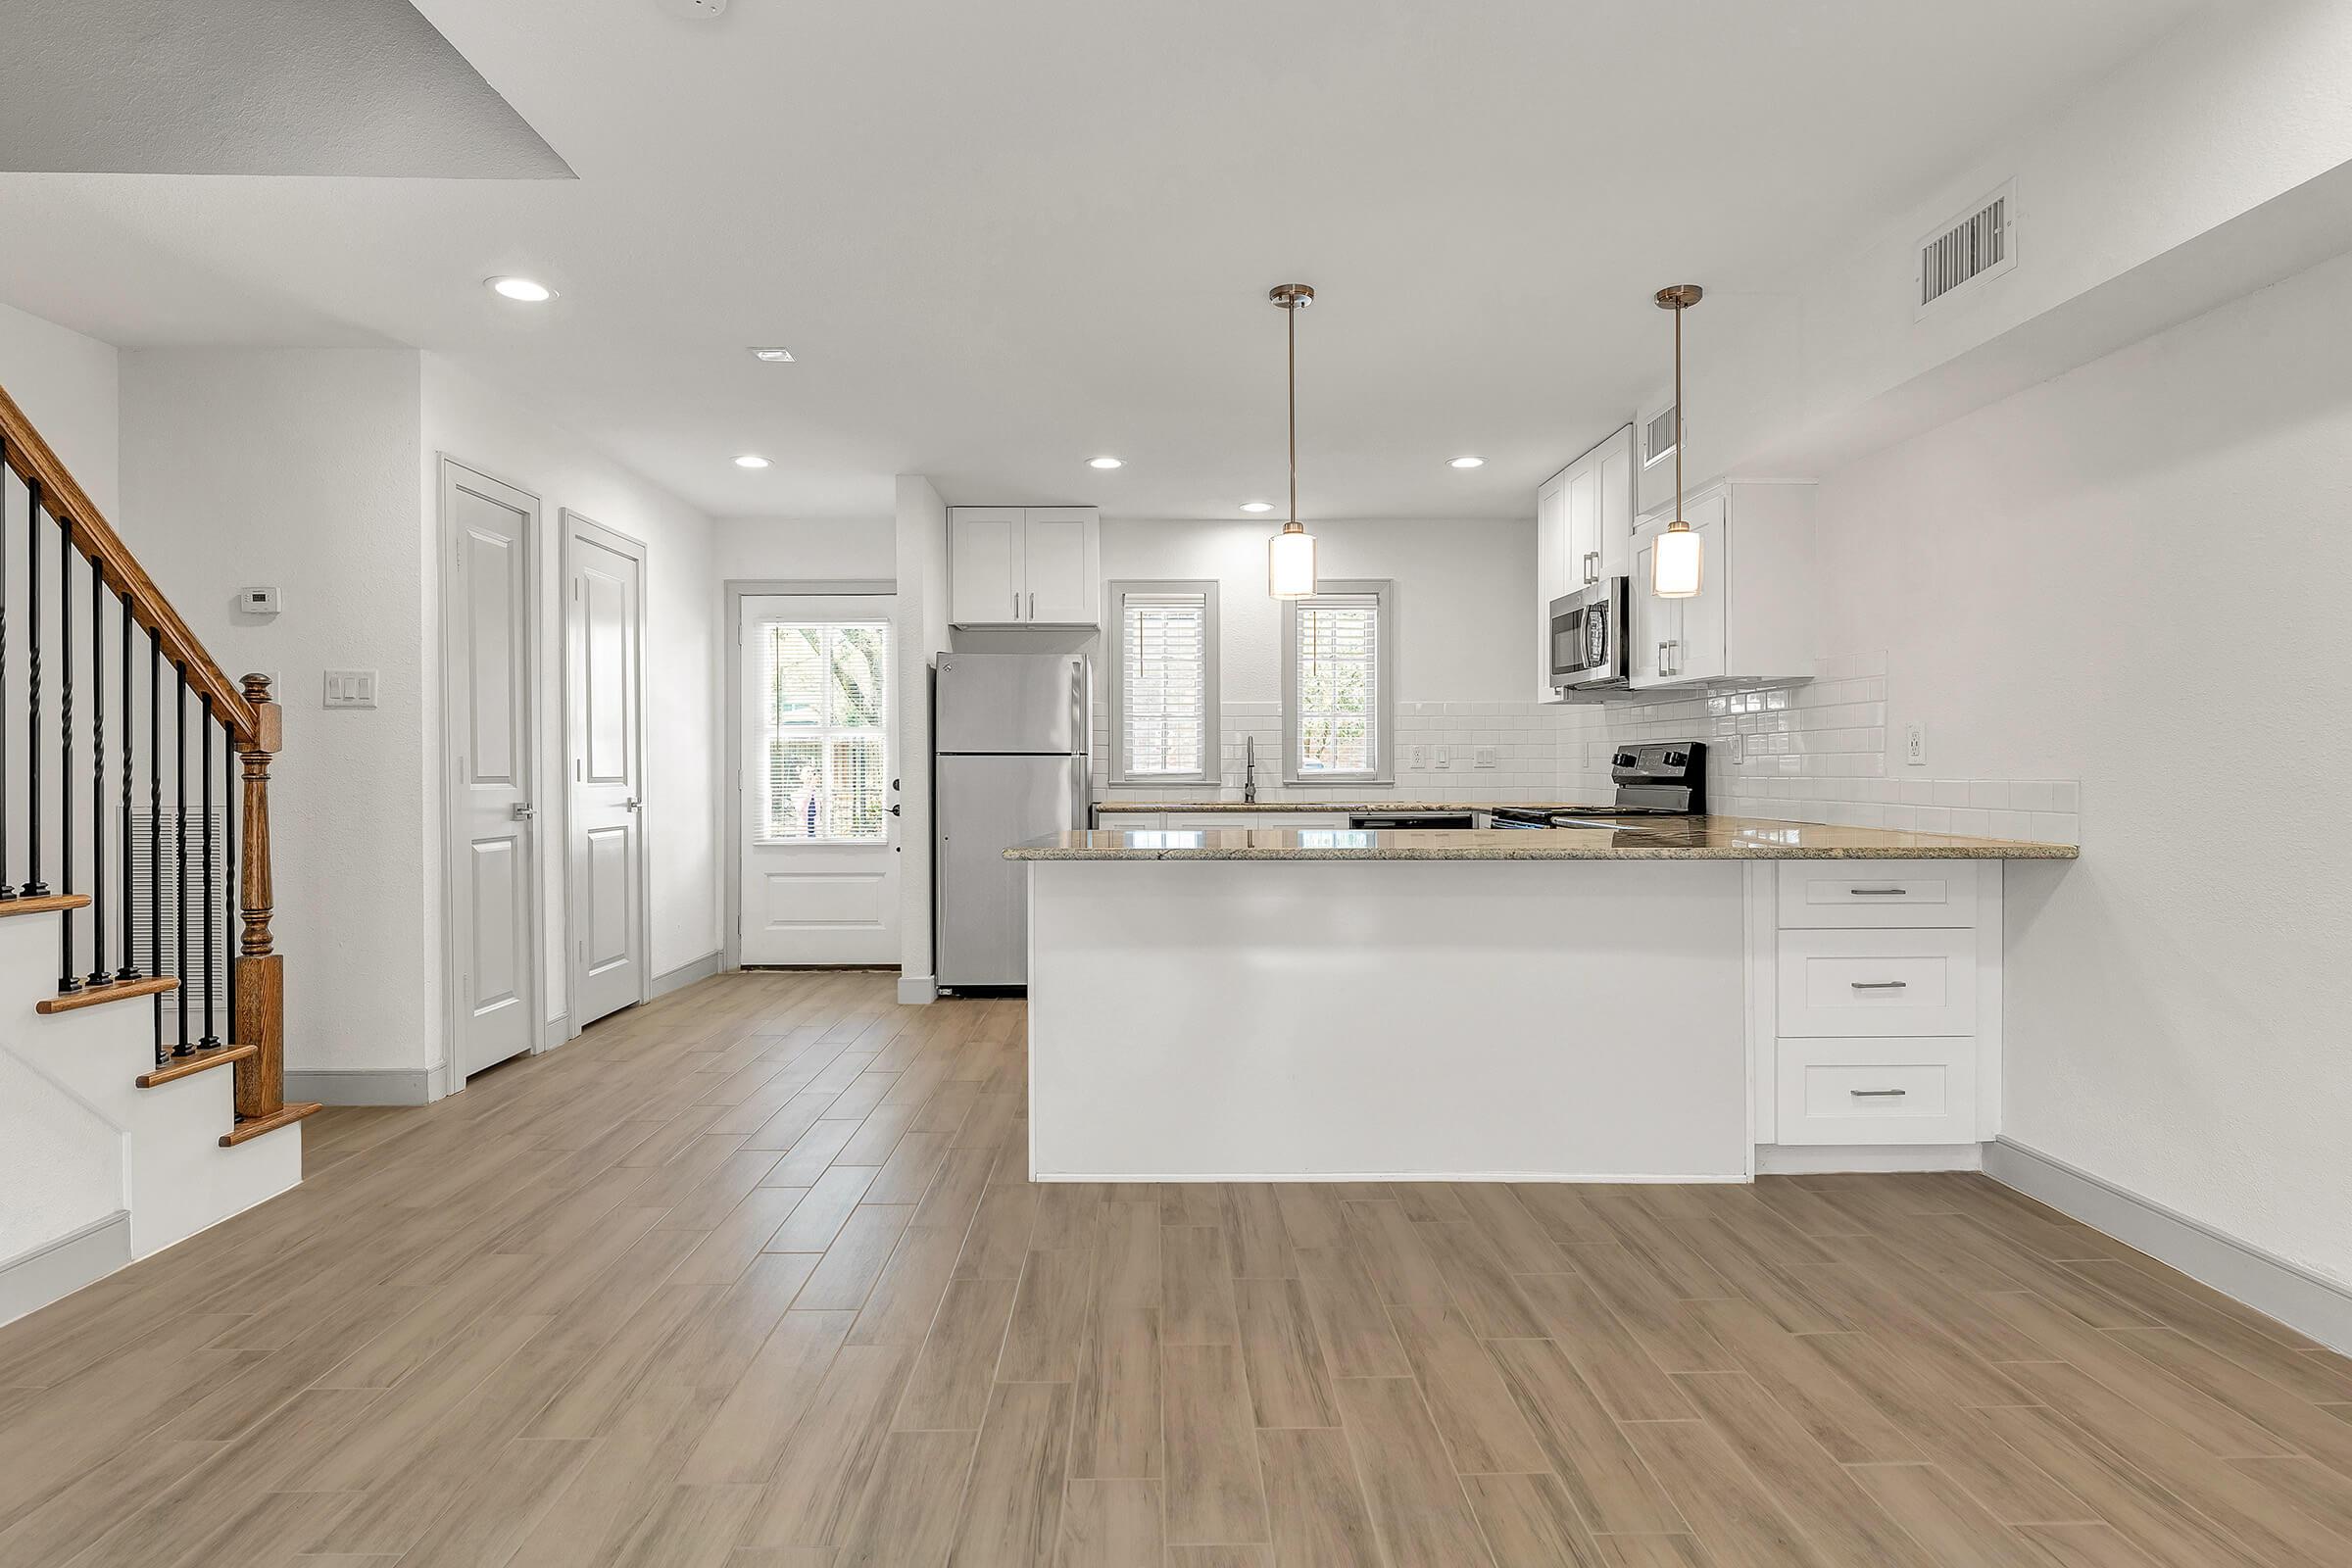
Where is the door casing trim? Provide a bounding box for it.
[722,578,897,972]
[560,510,654,1040]
[434,456,548,1094]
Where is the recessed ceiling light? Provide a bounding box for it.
[733,455,771,469]
[1448,455,1486,469]
[486,276,555,302]
[1088,456,1124,469]
[1240,501,1274,514]
[748,346,795,363]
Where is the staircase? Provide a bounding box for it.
[0,381,315,1322]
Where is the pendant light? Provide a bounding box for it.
[1651,283,1704,599]
[1266,282,1318,599]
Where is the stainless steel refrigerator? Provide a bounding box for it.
[933,653,1091,989]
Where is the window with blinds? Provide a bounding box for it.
[1111,581,1218,782]
[1285,582,1392,781]
[757,619,890,843]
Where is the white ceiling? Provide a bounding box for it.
[0,1,568,178]
[0,0,2206,522]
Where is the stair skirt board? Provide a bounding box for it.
[0,1211,130,1330]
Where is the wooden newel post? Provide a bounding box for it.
[232,672,284,1122]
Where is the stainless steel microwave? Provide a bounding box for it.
[1548,577,1630,694]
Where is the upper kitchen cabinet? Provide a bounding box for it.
[1628,479,1817,689]
[1533,423,1635,703]
[950,505,1101,627]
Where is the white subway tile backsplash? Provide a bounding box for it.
[1088,649,2079,842]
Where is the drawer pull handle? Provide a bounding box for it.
[1849,980,1910,990]
[1848,887,1909,896]
[1849,1088,1908,1098]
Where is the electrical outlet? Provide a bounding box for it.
[1474,745,1497,770]
[323,669,378,710]
[1905,722,1928,766]
[1731,732,1746,764]
[1433,746,1451,770]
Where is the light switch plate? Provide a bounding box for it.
[1473,745,1498,770]
[323,669,378,710]
[1433,746,1451,770]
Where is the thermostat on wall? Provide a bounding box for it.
[238,586,279,615]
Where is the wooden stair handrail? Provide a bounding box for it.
[0,380,260,743]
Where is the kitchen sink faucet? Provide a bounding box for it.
[1244,735,1257,804]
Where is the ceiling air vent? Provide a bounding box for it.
[1642,404,1678,469]
[1917,182,2016,316]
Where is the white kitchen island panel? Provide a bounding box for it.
[1026,858,1750,1182]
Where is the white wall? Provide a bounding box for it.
[1101,517,1535,707]
[420,358,721,1028]
[0,298,119,517]
[121,348,430,1079]
[715,516,893,582]
[1807,247,2352,1288]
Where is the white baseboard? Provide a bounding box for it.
[899,973,938,1004]
[541,1013,572,1051]
[652,950,724,1000]
[1985,1137,2352,1354]
[1,1210,130,1328]
[284,1065,436,1106]
[1032,1170,1750,1184]
[1757,1143,1985,1175]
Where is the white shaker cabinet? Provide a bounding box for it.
[1628,479,1815,690]
[949,505,1101,627]
[1534,423,1636,702]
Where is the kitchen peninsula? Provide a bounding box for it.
[1009,819,2074,1184]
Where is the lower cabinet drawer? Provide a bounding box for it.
[1776,928,1978,1037]
[1775,1038,1978,1145]
[1778,860,1978,928]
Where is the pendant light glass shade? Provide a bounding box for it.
[1266,283,1318,598]
[1268,524,1317,599]
[1652,521,1702,598]
[1651,283,1704,601]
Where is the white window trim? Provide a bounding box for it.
[1108,579,1220,785]
[1282,578,1396,785]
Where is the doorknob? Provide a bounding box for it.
[512,803,535,820]
[623,798,641,812]
[888,804,902,816]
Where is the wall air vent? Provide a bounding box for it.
[1917,182,2016,315]
[1642,403,1679,469]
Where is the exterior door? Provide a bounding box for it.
[440,460,541,1082]
[564,514,646,1028]
[739,594,901,964]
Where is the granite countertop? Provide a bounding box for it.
[1092,800,1604,813]
[1007,814,2079,861]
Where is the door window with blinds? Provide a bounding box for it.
[755,618,890,842]
[1283,580,1395,783]
[1110,581,1219,783]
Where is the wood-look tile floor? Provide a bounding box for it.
[6,972,2352,1567]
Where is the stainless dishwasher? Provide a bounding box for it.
[1347,811,1477,830]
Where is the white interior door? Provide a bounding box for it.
[441,461,541,1082]
[739,594,901,965]
[565,514,647,1028]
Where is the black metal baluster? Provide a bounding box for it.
[174,663,190,1055]
[222,709,236,1043]
[117,591,137,981]
[200,695,218,1049]
[87,557,108,988]
[0,436,12,903]
[150,631,164,1064]
[57,510,77,995]
[24,479,44,899]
